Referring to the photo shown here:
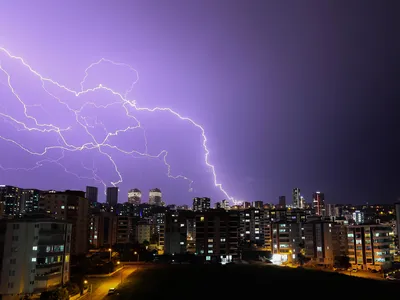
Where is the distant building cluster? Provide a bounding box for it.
[0,184,399,297]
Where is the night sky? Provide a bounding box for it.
[0,1,398,205]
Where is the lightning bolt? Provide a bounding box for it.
[0,47,239,204]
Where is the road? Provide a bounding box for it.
[86,266,138,299]
[337,270,384,280]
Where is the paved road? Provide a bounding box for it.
[337,270,384,280]
[86,266,138,299]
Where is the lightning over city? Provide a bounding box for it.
[0,47,237,203]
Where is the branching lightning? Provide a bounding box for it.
[0,47,239,204]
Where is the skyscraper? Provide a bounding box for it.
[292,188,301,208]
[106,187,118,207]
[278,196,286,208]
[86,186,98,204]
[128,188,142,205]
[312,191,325,216]
[149,188,162,206]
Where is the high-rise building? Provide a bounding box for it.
[0,216,72,296]
[20,189,41,214]
[292,188,301,208]
[0,185,21,217]
[352,210,364,224]
[89,212,117,248]
[312,191,325,216]
[299,196,306,209]
[39,190,89,255]
[395,202,400,247]
[106,187,118,207]
[252,201,263,209]
[86,186,98,204]
[278,196,286,208]
[240,207,264,246]
[192,197,211,212]
[149,188,162,206]
[164,210,196,255]
[195,210,239,263]
[128,188,142,205]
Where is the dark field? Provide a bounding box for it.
[112,264,398,299]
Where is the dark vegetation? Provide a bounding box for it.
[111,264,399,299]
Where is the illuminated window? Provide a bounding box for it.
[31,258,37,262]
[200,216,204,222]
[32,246,37,251]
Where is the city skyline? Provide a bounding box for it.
[0,1,398,205]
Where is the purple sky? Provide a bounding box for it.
[0,1,398,205]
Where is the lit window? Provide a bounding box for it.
[31,258,37,262]
[200,216,204,222]
[32,246,37,251]
[61,206,65,209]
[180,224,185,227]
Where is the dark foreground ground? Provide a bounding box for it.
[111,264,398,299]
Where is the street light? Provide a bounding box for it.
[84,280,88,285]
[108,248,112,261]
[134,251,139,262]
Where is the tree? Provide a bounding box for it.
[142,240,150,247]
[334,255,351,269]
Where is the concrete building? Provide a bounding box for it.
[239,208,264,246]
[106,187,118,207]
[0,185,21,217]
[116,216,134,244]
[278,196,286,209]
[352,210,364,225]
[136,222,151,244]
[128,188,141,205]
[396,202,400,247]
[89,212,117,248]
[0,216,71,298]
[192,197,210,212]
[39,190,89,255]
[292,188,301,208]
[148,188,162,206]
[20,189,41,215]
[164,210,196,255]
[348,224,394,271]
[195,210,239,263]
[312,191,325,216]
[85,186,98,204]
[303,218,342,266]
[270,222,302,264]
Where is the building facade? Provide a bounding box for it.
[0,217,71,298]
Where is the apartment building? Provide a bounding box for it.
[195,210,239,263]
[270,222,302,264]
[303,218,342,266]
[116,216,134,244]
[39,190,89,255]
[240,208,264,246]
[89,212,117,248]
[348,224,394,271]
[136,222,151,244]
[0,216,71,298]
